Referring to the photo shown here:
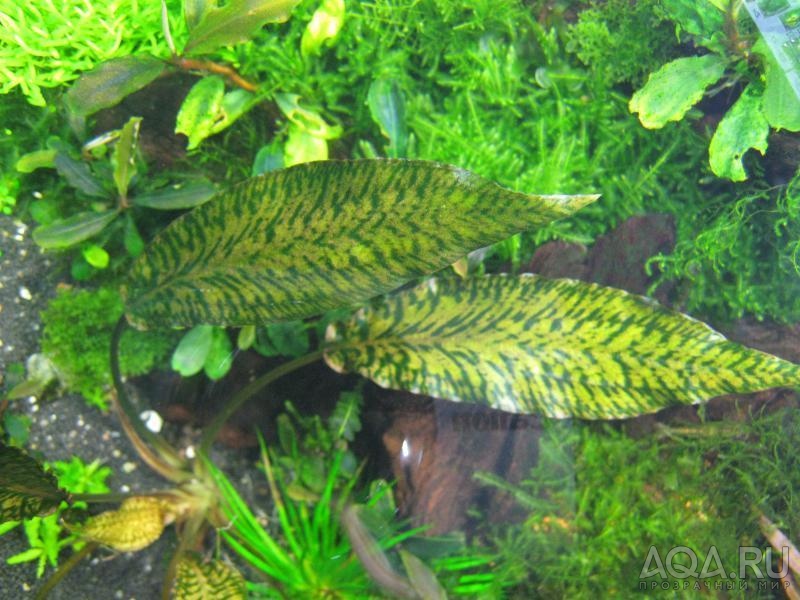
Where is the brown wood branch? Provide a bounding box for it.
[169,57,258,92]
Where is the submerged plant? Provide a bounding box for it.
[3,158,800,598]
[629,0,800,181]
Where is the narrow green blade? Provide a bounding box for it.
[122,160,596,329]
[324,275,800,419]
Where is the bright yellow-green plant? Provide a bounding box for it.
[4,159,800,598]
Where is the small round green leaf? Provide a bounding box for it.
[203,327,234,380]
[709,84,769,181]
[82,244,110,269]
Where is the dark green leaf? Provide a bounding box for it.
[252,143,284,175]
[253,321,309,358]
[112,117,142,199]
[132,181,217,210]
[204,327,234,380]
[367,78,407,157]
[64,56,166,118]
[171,325,214,376]
[124,214,145,258]
[54,153,107,198]
[0,445,68,522]
[32,210,118,249]
[328,391,362,441]
[123,160,597,328]
[184,0,301,55]
[324,275,800,419]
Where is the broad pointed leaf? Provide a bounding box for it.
[174,554,246,600]
[184,0,301,55]
[121,160,597,329]
[709,85,769,181]
[64,56,166,118]
[33,209,119,249]
[0,445,68,522]
[629,55,727,129]
[324,275,800,420]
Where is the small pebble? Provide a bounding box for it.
[18,286,32,300]
[122,462,137,473]
[185,445,196,459]
[140,409,163,433]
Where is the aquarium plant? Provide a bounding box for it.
[3,158,800,597]
[629,0,800,181]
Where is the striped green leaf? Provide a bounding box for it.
[0,445,68,522]
[122,160,596,329]
[324,275,800,419]
[174,554,246,600]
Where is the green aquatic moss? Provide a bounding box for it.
[567,0,679,85]
[0,0,177,106]
[40,287,175,409]
[652,174,800,324]
[483,408,800,597]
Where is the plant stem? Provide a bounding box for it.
[168,57,258,92]
[198,350,324,455]
[111,317,188,482]
[35,542,98,600]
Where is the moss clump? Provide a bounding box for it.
[484,408,800,597]
[567,0,679,85]
[40,287,175,409]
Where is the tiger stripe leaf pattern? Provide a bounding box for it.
[324,275,800,419]
[0,444,68,522]
[122,160,597,329]
[174,554,246,600]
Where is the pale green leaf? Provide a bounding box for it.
[629,55,727,128]
[763,50,800,131]
[122,160,597,329]
[275,94,342,139]
[0,445,67,523]
[184,0,301,55]
[176,76,226,150]
[400,550,448,600]
[709,85,769,181]
[203,327,234,380]
[284,127,328,166]
[64,56,166,118]
[171,325,214,376]
[16,150,57,173]
[81,496,165,552]
[237,325,256,350]
[324,275,800,420]
[112,117,142,199]
[32,210,119,249]
[301,0,345,56]
[174,554,246,600]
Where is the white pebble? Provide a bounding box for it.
[140,410,163,433]
[18,286,32,300]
